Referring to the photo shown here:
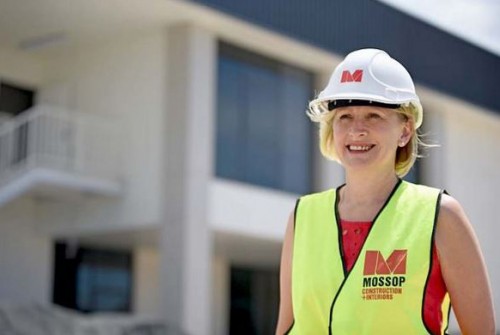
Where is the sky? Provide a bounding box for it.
[377,0,500,57]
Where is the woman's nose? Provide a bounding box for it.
[349,120,368,137]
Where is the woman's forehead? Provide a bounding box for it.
[335,105,396,114]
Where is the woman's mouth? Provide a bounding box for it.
[347,144,375,152]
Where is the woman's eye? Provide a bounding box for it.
[368,113,381,119]
[339,114,352,120]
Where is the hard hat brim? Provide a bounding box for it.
[308,95,423,129]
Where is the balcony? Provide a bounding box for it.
[0,105,123,207]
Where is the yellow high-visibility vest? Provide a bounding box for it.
[288,180,450,335]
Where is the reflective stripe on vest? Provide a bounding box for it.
[289,180,450,335]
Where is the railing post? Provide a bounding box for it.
[26,112,37,170]
[73,111,84,175]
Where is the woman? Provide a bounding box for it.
[276,49,495,334]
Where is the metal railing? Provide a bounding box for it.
[0,105,122,186]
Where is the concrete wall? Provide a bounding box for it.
[442,98,500,327]
[133,246,161,317]
[0,29,171,312]
[0,48,44,87]
[36,30,168,234]
[0,198,52,304]
[209,179,297,241]
[411,87,500,331]
[212,256,229,335]
[132,248,232,335]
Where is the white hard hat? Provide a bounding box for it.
[309,48,423,128]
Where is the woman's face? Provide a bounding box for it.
[332,106,411,173]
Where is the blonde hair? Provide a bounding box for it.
[308,104,425,177]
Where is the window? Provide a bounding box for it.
[0,81,34,116]
[216,43,314,194]
[230,267,279,335]
[0,82,35,165]
[53,241,133,313]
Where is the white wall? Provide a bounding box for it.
[132,248,231,335]
[442,99,500,326]
[36,30,168,234]
[418,87,500,331]
[0,45,54,307]
[212,256,229,335]
[0,198,51,304]
[209,179,297,241]
[0,48,44,87]
[133,246,161,317]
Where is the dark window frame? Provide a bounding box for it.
[229,266,280,335]
[52,241,133,314]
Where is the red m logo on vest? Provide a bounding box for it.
[341,69,363,83]
[363,250,407,275]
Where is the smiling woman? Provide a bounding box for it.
[276,49,495,335]
[312,103,422,181]
[331,106,411,176]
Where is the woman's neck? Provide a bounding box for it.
[338,170,400,221]
[343,170,399,203]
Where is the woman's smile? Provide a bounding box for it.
[346,144,376,153]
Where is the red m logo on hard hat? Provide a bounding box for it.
[363,250,407,275]
[341,69,363,83]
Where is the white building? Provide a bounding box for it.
[0,0,498,334]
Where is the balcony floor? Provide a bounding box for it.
[0,167,121,208]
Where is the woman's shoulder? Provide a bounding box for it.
[438,193,468,228]
[436,193,475,251]
[433,195,495,334]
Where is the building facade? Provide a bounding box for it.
[0,0,498,334]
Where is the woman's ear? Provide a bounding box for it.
[399,121,413,147]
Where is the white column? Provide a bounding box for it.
[160,24,216,335]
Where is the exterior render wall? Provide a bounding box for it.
[0,47,44,87]
[417,88,500,331]
[36,30,168,234]
[134,246,161,317]
[443,100,500,327]
[0,198,51,304]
